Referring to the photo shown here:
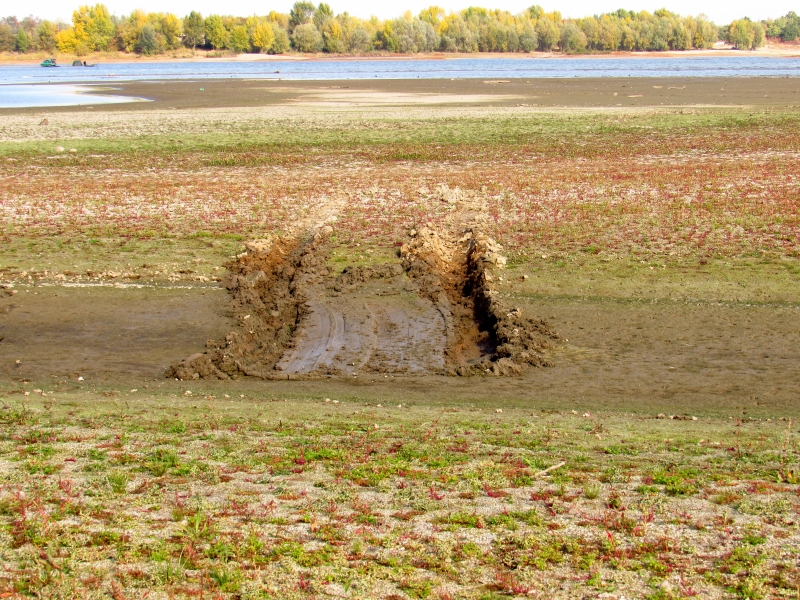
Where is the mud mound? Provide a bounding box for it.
[464,232,558,371]
[401,227,557,376]
[171,226,556,380]
[169,231,332,380]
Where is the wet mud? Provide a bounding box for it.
[170,225,557,380]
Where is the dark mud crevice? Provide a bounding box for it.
[464,233,559,371]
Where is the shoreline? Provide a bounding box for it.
[2,44,800,66]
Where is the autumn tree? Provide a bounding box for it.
[727,18,765,50]
[251,20,275,52]
[72,4,115,51]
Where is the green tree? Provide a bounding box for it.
[535,17,559,50]
[783,12,800,41]
[314,3,334,29]
[347,26,371,52]
[726,19,763,50]
[752,22,765,48]
[439,14,477,51]
[693,17,717,48]
[289,1,316,31]
[527,5,544,19]
[560,22,587,52]
[137,24,161,54]
[292,22,323,51]
[38,21,58,52]
[15,29,30,52]
[183,11,204,47]
[228,25,251,52]
[204,14,228,49]
[518,20,537,52]
[272,27,290,53]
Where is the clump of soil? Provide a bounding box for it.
[333,264,404,293]
[401,226,557,376]
[169,229,333,380]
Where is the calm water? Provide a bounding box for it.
[0,84,147,108]
[1,56,798,107]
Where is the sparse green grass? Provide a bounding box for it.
[2,106,799,157]
[0,393,797,598]
[2,106,798,292]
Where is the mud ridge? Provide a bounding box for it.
[168,227,334,381]
[401,226,558,376]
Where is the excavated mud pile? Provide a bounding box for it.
[464,232,559,372]
[169,230,333,380]
[401,227,558,376]
[171,225,556,380]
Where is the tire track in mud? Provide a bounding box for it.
[170,188,557,380]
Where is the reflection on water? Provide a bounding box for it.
[0,84,146,108]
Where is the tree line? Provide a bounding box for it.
[2,4,797,56]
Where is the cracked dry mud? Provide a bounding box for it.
[170,223,557,381]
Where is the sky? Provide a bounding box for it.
[13,0,797,27]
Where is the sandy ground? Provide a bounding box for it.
[3,76,800,116]
[2,282,797,417]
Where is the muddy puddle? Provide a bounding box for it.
[171,225,558,380]
[0,285,229,380]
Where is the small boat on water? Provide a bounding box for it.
[40,58,58,67]
[72,60,97,67]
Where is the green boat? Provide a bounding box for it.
[40,58,58,67]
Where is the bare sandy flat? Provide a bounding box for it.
[3,76,800,116]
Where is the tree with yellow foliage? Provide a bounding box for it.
[72,4,115,51]
[251,20,275,52]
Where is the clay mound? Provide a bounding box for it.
[170,225,556,380]
[401,226,558,376]
[168,231,332,380]
[333,264,404,293]
[465,232,558,371]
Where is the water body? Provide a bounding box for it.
[1,56,799,86]
[0,84,147,108]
